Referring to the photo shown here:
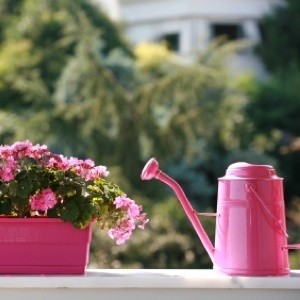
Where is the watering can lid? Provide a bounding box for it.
[223,162,280,179]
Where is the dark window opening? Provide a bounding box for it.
[211,24,244,40]
[160,33,180,52]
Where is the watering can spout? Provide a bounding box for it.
[141,158,215,264]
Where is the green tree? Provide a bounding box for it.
[246,69,300,203]
[134,40,266,204]
[256,0,300,72]
[247,0,300,208]
[0,0,130,145]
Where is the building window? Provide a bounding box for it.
[160,33,180,52]
[211,23,244,40]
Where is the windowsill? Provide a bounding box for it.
[0,269,300,300]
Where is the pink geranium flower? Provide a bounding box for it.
[0,157,17,182]
[108,195,149,245]
[108,219,135,245]
[0,145,13,159]
[30,188,58,211]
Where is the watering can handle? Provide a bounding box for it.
[250,186,300,250]
[248,184,289,238]
[283,244,300,250]
[196,212,218,217]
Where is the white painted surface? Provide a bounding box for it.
[104,0,284,77]
[0,269,299,300]
[119,0,283,23]
[95,0,121,20]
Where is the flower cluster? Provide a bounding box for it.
[30,188,58,211]
[0,140,110,183]
[108,195,148,245]
[0,140,148,245]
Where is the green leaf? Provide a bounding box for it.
[11,196,30,217]
[78,202,96,219]
[56,185,75,197]
[8,181,18,197]
[54,170,65,181]
[47,206,60,218]
[100,204,108,215]
[17,178,31,199]
[22,156,37,166]
[73,213,93,229]
[15,170,27,180]
[0,199,12,215]
[60,202,80,222]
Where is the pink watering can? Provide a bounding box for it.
[141,158,300,276]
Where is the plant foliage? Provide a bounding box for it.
[0,141,147,245]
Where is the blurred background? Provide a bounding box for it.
[1,0,300,269]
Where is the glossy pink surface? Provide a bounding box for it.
[0,218,93,274]
[141,159,299,276]
[141,158,215,263]
[215,163,289,275]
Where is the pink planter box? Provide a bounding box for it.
[0,218,93,275]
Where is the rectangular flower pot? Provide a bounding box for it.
[0,218,93,275]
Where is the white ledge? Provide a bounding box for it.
[0,269,300,300]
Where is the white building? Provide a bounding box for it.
[98,0,284,77]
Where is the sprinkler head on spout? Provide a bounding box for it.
[141,157,160,180]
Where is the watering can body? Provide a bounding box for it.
[214,162,289,276]
[141,158,300,276]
